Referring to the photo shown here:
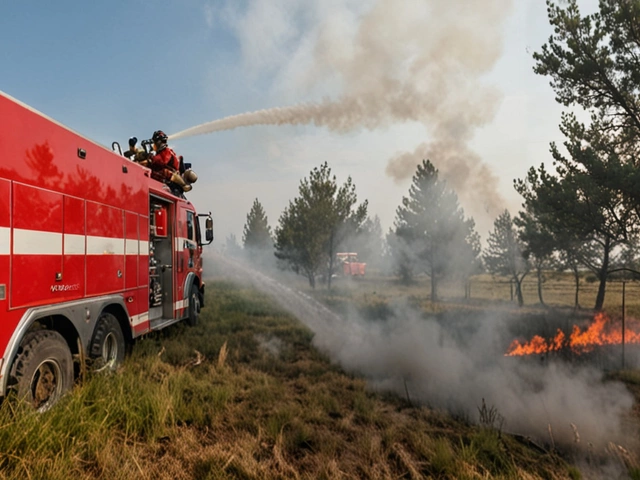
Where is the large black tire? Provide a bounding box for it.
[89,313,125,372]
[186,283,201,327]
[10,330,74,412]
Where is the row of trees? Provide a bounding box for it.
[237,163,376,288]
[236,152,640,309]
[236,158,528,301]
[511,0,640,309]
[235,1,640,310]
[274,163,368,289]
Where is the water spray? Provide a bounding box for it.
[169,101,336,140]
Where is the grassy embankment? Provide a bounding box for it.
[0,278,610,479]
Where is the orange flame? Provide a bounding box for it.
[506,313,640,357]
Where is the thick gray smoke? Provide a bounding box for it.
[210,251,635,454]
[386,142,504,220]
[172,0,511,221]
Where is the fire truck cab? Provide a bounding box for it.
[0,91,213,410]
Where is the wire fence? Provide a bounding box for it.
[428,275,640,313]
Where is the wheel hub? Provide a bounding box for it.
[31,359,62,411]
[101,332,118,368]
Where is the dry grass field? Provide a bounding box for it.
[309,272,640,370]
[310,271,640,318]
[0,273,637,479]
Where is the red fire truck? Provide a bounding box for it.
[336,253,366,277]
[0,91,213,410]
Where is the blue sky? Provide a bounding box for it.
[2,1,234,138]
[1,0,599,245]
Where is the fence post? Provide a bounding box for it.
[622,281,626,370]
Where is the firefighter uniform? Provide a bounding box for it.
[148,146,180,182]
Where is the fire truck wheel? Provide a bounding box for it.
[10,330,74,412]
[187,284,201,327]
[90,313,126,372]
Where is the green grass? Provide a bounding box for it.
[0,279,633,479]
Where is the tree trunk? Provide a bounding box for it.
[594,273,607,311]
[514,275,525,307]
[594,239,610,311]
[594,274,607,311]
[429,242,437,301]
[308,271,316,289]
[327,233,335,290]
[536,266,545,305]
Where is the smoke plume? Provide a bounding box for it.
[211,251,636,455]
[173,0,511,219]
[386,142,505,221]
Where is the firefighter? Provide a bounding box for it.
[147,130,192,193]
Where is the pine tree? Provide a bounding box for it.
[386,229,415,284]
[242,198,273,264]
[275,162,367,288]
[515,142,633,310]
[514,210,555,305]
[529,0,640,309]
[393,159,480,300]
[483,211,529,307]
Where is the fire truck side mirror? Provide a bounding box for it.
[205,217,214,243]
[198,213,214,245]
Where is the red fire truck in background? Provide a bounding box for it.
[0,91,213,410]
[336,253,366,277]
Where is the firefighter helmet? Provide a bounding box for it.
[152,130,168,145]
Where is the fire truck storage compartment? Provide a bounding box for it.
[11,183,64,309]
[149,198,174,321]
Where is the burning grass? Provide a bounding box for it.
[506,312,640,357]
[0,280,634,479]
